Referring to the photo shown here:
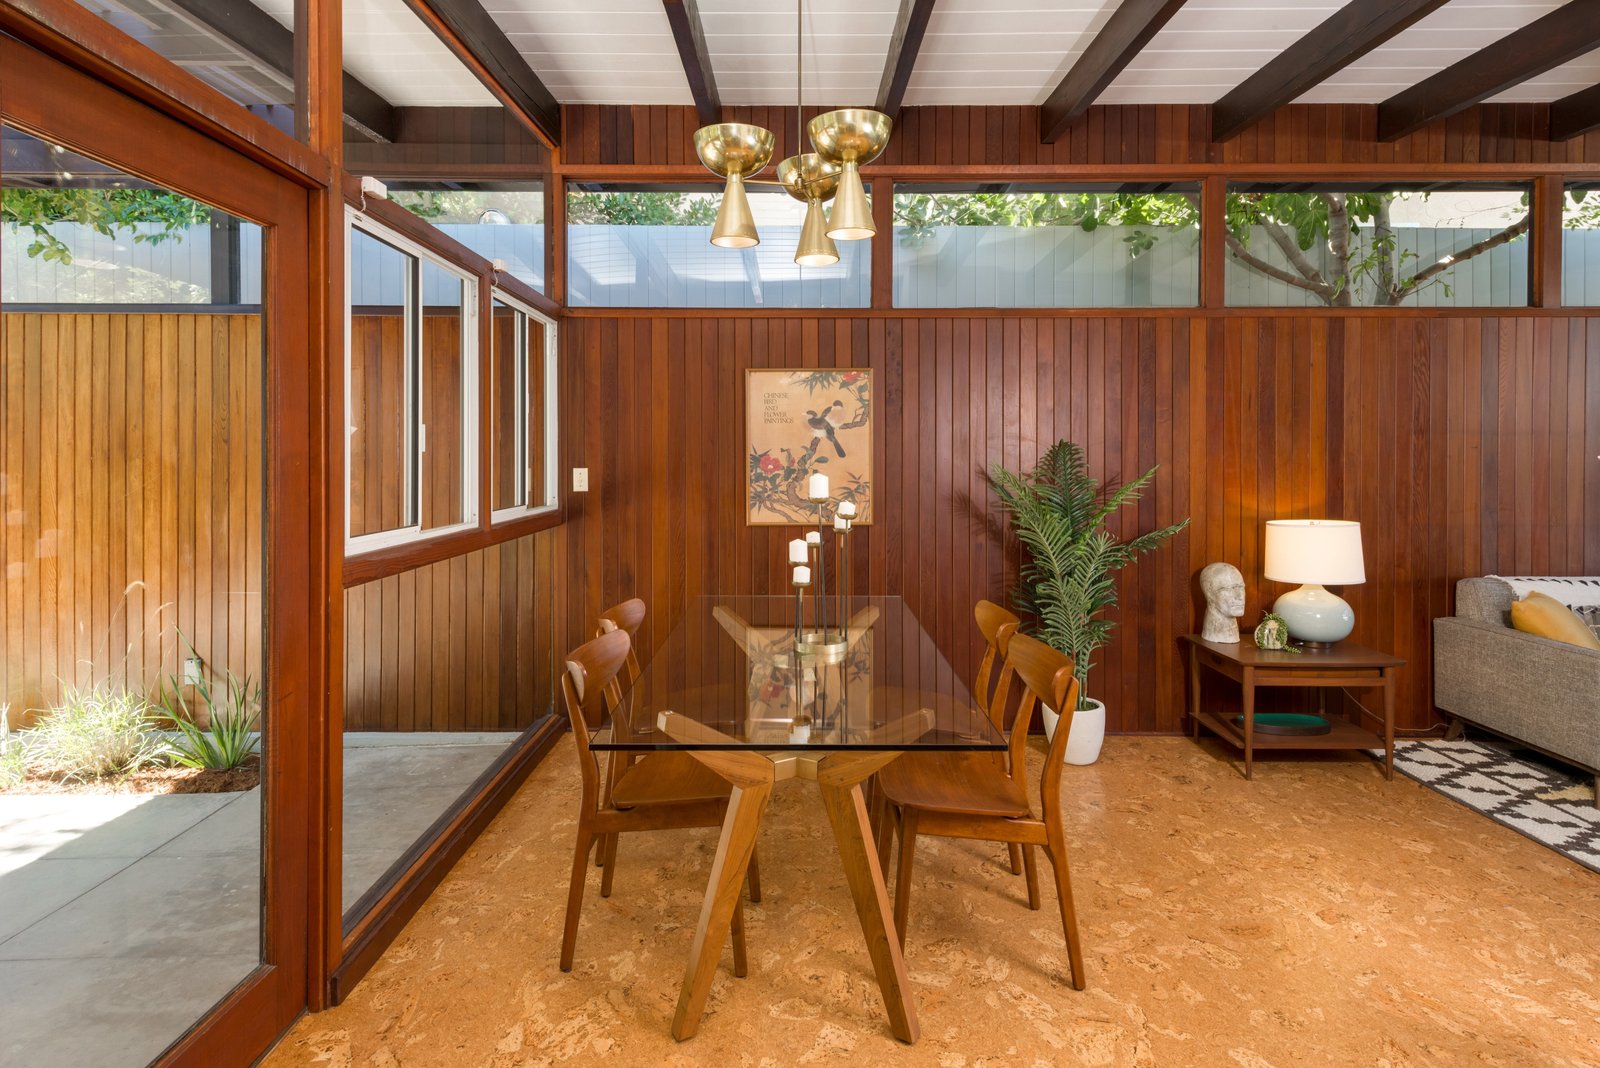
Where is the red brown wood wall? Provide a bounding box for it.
[0,312,263,722]
[563,314,1600,734]
[560,102,1600,168]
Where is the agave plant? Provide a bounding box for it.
[989,440,1188,711]
[156,653,262,771]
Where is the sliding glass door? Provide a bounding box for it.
[0,36,319,1067]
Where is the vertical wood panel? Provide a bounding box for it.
[1,312,262,721]
[562,313,1599,734]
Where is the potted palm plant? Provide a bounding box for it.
[989,441,1188,763]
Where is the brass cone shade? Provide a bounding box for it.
[825,161,874,240]
[795,198,839,267]
[711,172,759,249]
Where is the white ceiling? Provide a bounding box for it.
[459,0,1600,110]
[95,0,1600,114]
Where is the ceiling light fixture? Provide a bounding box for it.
[691,0,891,265]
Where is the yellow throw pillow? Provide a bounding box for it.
[1510,591,1600,651]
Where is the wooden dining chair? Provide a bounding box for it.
[876,630,1087,990]
[874,600,1027,878]
[589,598,761,903]
[560,628,753,974]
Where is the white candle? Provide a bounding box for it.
[834,515,849,532]
[806,530,821,546]
[837,499,857,518]
[808,472,830,500]
[792,564,811,586]
[788,537,809,564]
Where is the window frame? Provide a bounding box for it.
[488,288,559,524]
[344,208,481,557]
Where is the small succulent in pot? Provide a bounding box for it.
[1253,611,1299,652]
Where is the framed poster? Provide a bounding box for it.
[745,368,872,526]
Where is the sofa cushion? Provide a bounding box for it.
[1510,592,1600,651]
[1491,576,1600,609]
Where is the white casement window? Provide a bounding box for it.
[345,210,480,555]
[489,290,559,522]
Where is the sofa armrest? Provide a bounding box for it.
[1433,617,1600,770]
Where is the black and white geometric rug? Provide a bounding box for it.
[1381,740,1600,874]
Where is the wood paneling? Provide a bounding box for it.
[564,314,1600,735]
[0,312,263,723]
[559,102,1600,169]
[342,526,560,731]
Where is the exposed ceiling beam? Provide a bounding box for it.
[1039,0,1188,143]
[158,0,396,142]
[875,0,937,117]
[399,0,562,148]
[662,0,720,127]
[1377,0,1600,142]
[1210,0,1451,142]
[1550,81,1600,141]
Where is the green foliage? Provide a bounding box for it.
[566,190,719,226]
[24,684,163,781]
[389,189,544,225]
[989,441,1188,710]
[895,191,1196,257]
[156,648,261,772]
[1,188,211,264]
[0,708,25,788]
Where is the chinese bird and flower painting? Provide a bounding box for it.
[745,368,872,526]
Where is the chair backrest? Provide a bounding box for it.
[1003,631,1080,826]
[561,628,631,810]
[973,599,1021,732]
[596,597,647,685]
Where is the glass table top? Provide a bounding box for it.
[591,596,1005,752]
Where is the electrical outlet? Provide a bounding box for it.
[572,467,590,492]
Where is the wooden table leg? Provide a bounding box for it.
[1382,668,1395,781]
[1241,666,1255,781]
[672,752,775,1042]
[1188,646,1201,739]
[818,751,920,1045]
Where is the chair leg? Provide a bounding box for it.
[875,801,897,874]
[731,898,749,978]
[1022,844,1041,910]
[1044,843,1086,990]
[1007,842,1023,875]
[747,844,763,903]
[560,826,594,972]
[893,810,918,948]
[593,832,607,867]
[599,831,621,898]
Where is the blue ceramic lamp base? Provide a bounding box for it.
[1272,583,1354,648]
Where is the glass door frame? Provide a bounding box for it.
[0,32,327,1068]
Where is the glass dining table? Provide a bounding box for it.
[595,595,1005,1044]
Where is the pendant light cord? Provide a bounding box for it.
[796,0,803,152]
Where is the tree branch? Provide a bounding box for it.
[1223,231,1333,302]
[1323,192,1354,306]
[1372,196,1396,306]
[1260,217,1334,297]
[1395,212,1530,301]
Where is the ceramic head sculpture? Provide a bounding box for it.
[1199,562,1247,644]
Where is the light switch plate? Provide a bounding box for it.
[572,467,589,492]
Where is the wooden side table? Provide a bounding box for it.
[1181,635,1404,780]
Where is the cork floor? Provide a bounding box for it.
[264,736,1600,1068]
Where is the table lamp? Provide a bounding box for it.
[1263,519,1365,648]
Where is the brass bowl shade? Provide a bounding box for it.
[776,153,841,203]
[694,123,775,178]
[807,108,892,165]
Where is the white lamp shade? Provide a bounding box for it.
[1263,520,1365,585]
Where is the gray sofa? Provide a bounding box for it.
[1433,577,1599,803]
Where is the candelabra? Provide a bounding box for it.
[787,472,848,662]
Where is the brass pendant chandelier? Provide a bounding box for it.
[692,0,892,264]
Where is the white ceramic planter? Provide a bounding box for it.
[1041,698,1107,766]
